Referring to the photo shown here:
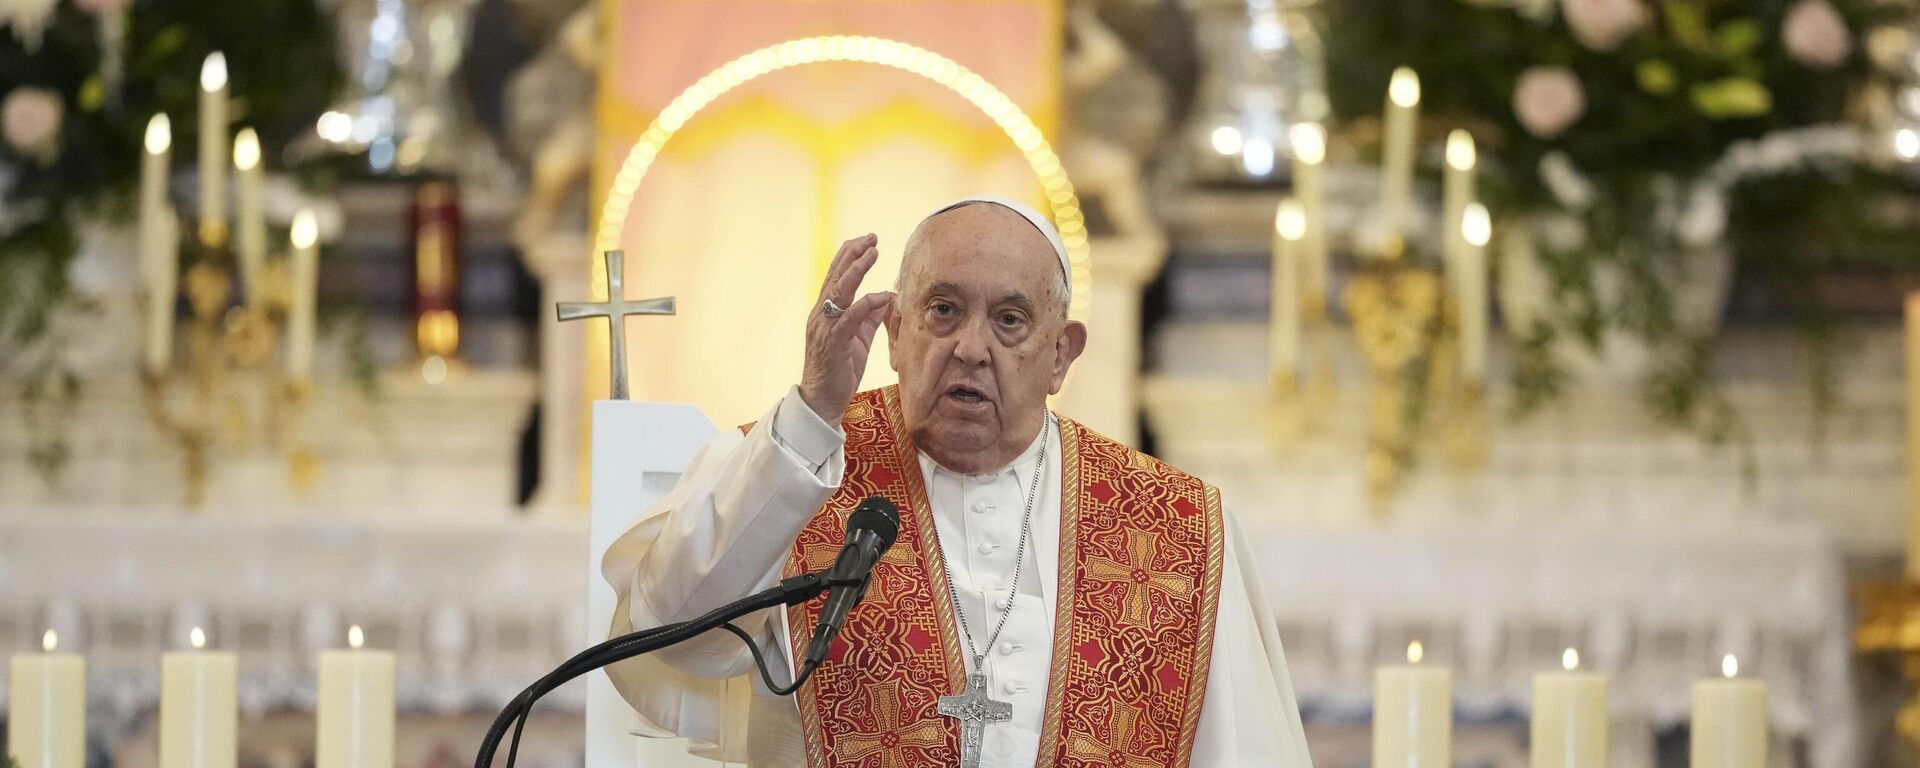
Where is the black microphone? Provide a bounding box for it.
[802,496,901,667]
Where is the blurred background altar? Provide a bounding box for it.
[4,0,1920,765]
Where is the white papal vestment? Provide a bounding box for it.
[601,387,1313,767]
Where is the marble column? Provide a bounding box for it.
[1056,235,1165,447]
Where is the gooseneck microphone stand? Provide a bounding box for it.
[472,571,852,768]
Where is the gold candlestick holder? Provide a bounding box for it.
[1429,296,1488,473]
[142,230,314,508]
[1267,295,1341,444]
[1345,236,1442,515]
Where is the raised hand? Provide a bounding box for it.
[798,233,893,424]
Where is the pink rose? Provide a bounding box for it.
[1513,67,1586,139]
[1562,0,1644,51]
[1783,0,1851,69]
[2,87,62,164]
[74,0,129,15]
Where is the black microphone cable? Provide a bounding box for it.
[481,573,837,768]
[494,620,826,768]
[480,497,897,768]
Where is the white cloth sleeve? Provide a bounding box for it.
[1189,502,1315,768]
[598,387,846,762]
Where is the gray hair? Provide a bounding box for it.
[892,202,1071,318]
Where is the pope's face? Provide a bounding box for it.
[886,204,1086,474]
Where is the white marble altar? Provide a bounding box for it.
[0,370,536,516]
[1147,322,1908,556]
[1142,322,1886,768]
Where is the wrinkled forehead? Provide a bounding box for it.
[906,198,1070,298]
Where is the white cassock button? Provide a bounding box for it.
[999,641,1024,655]
[977,541,997,555]
[1002,680,1029,695]
[972,500,994,514]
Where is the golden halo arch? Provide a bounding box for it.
[594,35,1091,320]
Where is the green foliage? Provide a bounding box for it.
[1321,0,1920,442]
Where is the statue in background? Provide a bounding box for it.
[1059,0,1173,251]
[497,0,596,278]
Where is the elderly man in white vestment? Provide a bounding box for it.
[601,197,1313,768]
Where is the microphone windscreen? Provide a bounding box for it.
[847,497,901,551]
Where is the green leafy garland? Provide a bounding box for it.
[1,0,340,478]
[1322,0,1919,443]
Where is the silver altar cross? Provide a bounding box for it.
[937,659,1013,768]
[555,249,675,401]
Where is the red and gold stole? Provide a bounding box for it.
[776,386,1225,768]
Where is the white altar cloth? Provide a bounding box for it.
[0,510,1855,766]
[0,513,585,729]
[1243,518,1856,768]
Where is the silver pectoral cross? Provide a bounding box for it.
[937,657,1013,768]
[555,249,675,400]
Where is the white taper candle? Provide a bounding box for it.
[1289,122,1327,317]
[197,53,229,244]
[232,127,265,304]
[141,114,177,376]
[287,208,318,382]
[1271,198,1305,385]
[1379,67,1421,242]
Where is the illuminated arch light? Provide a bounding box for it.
[595,35,1093,319]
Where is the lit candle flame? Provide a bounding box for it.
[1462,202,1492,247]
[1897,128,1920,162]
[348,624,365,650]
[1388,67,1421,108]
[1210,125,1243,156]
[144,114,171,155]
[290,208,318,249]
[1445,129,1476,171]
[200,52,228,92]
[1289,123,1326,166]
[190,627,206,650]
[316,111,353,144]
[1276,198,1307,242]
[1721,654,1738,678]
[1562,647,1579,671]
[42,629,57,652]
[233,128,260,171]
[1407,640,1424,664]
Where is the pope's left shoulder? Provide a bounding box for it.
[1057,413,1217,489]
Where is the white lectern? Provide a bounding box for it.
[585,399,722,768]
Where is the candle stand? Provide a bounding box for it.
[142,230,312,508]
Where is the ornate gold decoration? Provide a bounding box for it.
[1414,289,1488,474]
[143,237,314,508]
[1856,581,1920,755]
[1267,292,1340,444]
[1271,223,1491,512]
[1344,236,1443,514]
